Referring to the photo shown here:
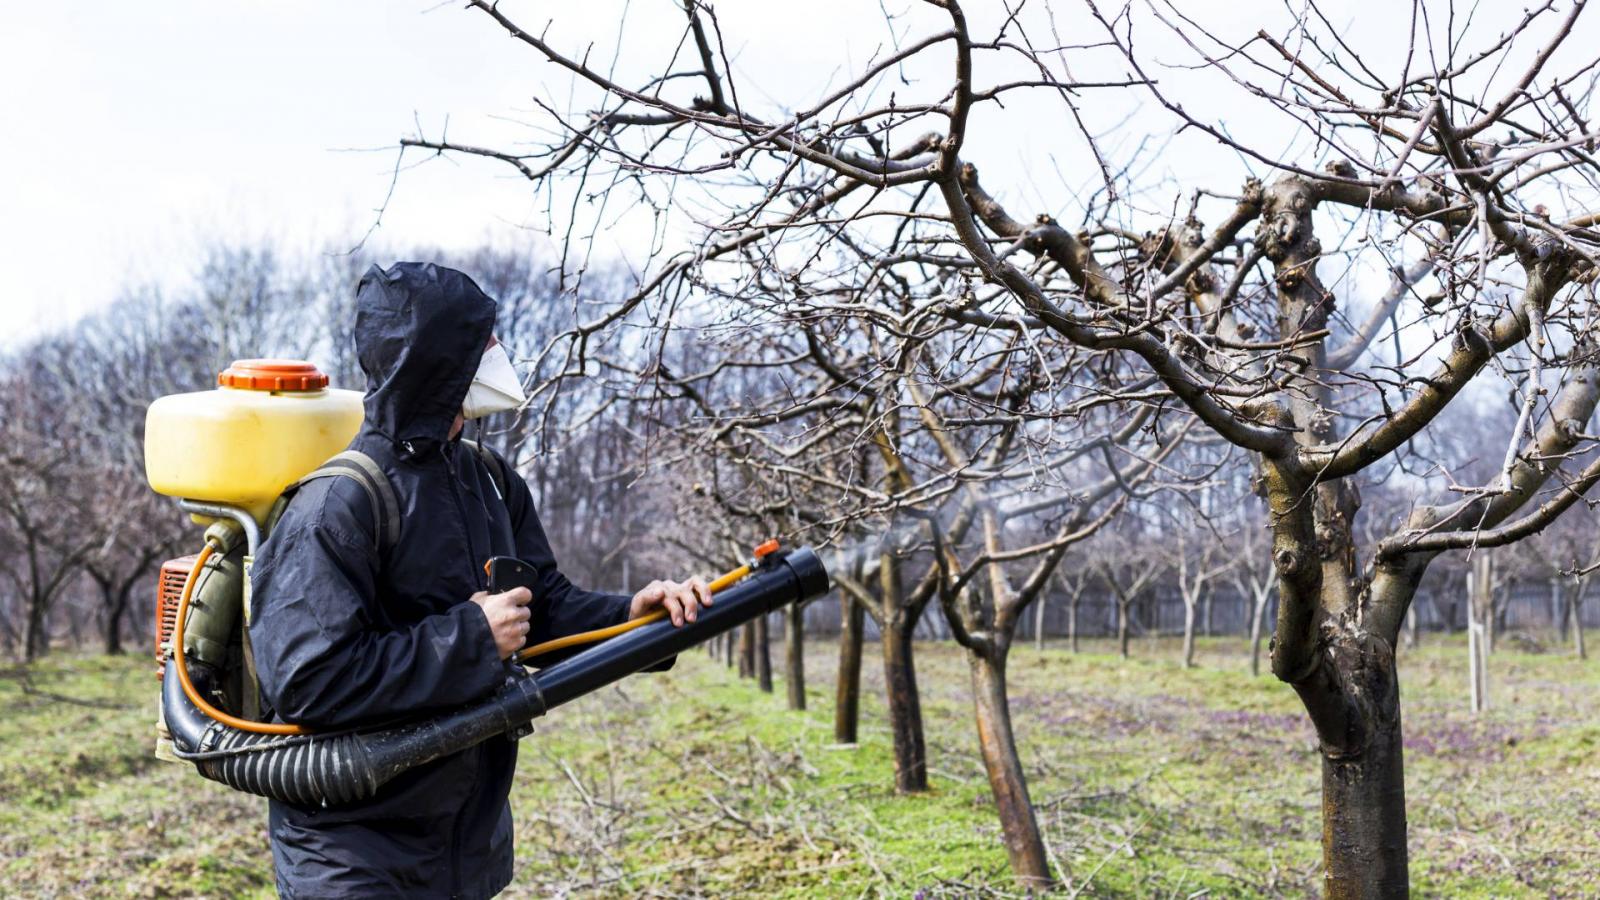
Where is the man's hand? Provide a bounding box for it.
[470,587,532,659]
[629,577,712,626]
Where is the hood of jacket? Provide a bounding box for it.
[354,262,497,450]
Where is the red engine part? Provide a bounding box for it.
[154,554,198,680]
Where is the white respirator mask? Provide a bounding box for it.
[461,340,527,420]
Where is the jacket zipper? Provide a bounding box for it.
[442,442,486,591]
[441,440,480,897]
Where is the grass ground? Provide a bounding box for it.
[1,633,1596,898]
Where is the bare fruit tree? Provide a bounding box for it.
[1171,527,1233,668]
[400,1,1600,894]
[927,412,1185,884]
[1231,521,1281,677]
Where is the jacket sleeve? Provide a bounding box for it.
[498,460,633,652]
[249,479,507,729]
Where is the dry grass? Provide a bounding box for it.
[2,632,1596,897]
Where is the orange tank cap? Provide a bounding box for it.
[753,538,781,561]
[217,359,330,392]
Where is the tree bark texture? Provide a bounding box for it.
[1572,583,1588,660]
[879,552,928,792]
[968,649,1053,888]
[103,582,131,656]
[835,592,864,743]
[23,600,48,662]
[1297,630,1409,899]
[1069,590,1080,654]
[1181,594,1198,668]
[755,613,773,693]
[1553,578,1569,642]
[1033,590,1047,652]
[882,613,928,792]
[1117,595,1131,659]
[785,602,805,710]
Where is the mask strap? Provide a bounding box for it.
[470,421,504,501]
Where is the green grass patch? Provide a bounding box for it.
[2,634,1596,897]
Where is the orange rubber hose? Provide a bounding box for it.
[515,563,752,664]
[175,545,756,731]
[172,542,308,735]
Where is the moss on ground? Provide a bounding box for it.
[1,634,1595,897]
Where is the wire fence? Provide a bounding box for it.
[785,581,1596,643]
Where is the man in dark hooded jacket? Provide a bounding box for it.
[248,262,709,899]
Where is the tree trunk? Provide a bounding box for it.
[724,623,736,667]
[1552,578,1568,641]
[1068,590,1080,654]
[1321,717,1409,899]
[1181,593,1198,668]
[1572,582,1588,661]
[784,603,805,710]
[755,613,773,693]
[66,603,84,647]
[104,581,134,656]
[1468,554,1491,713]
[967,648,1052,888]
[105,595,125,656]
[881,613,928,792]
[23,594,48,662]
[1117,596,1130,659]
[1294,628,1410,899]
[835,593,864,743]
[1033,589,1047,652]
[739,621,754,677]
[1202,590,1214,637]
[1249,589,1269,676]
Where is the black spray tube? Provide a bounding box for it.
[163,547,829,806]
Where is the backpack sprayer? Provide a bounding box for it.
[144,359,829,807]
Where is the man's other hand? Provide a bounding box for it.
[471,587,532,659]
[629,577,712,626]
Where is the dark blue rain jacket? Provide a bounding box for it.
[249,262,632,899]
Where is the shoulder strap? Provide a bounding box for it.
[294,450,402,553]
[460,439,508,501]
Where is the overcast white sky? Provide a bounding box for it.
[2,1,1587,346]
[0,1,545,343]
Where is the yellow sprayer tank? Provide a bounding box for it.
[144,360,364,521]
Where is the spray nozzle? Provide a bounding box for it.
[752,539,783,568]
